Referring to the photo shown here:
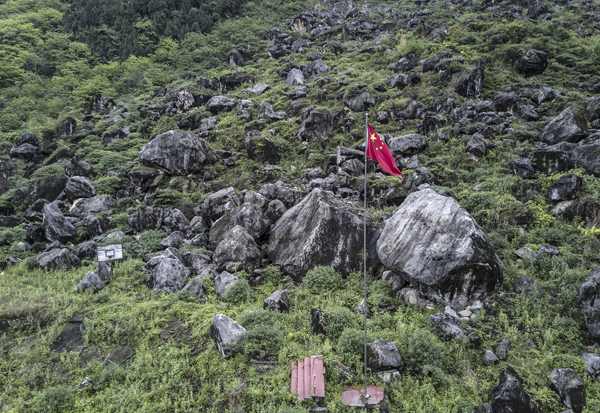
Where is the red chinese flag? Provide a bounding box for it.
[366,124,402,179]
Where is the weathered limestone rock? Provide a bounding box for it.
[210,314,246,358]
[267,188,380,279]
[139,131,217,175]
[377,189,503,308]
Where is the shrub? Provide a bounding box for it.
[30,164,65,180]
[238,309,280,330]
[175,290,197,303]
[261,265,282,285]
[406,330,444,378]
[21,256,38,271]
[238,325,283,358]
[153,188,183,208]
[34,386,73,413]
[223,279,254,304]
[325,307,358,340]
[336,328,370,371]
[304,266,342,294]
[0,228,26,246]
[137,229,166,257]
[93,176,120,195]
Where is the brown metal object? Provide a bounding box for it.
[341,386,385,407]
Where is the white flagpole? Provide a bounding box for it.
[363,113,369,401]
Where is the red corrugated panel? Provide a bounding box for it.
[297,359,305,400]
[311,356,325,398]
[303,357,311,400]
[291,361,298,402]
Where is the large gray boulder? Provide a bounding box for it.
[377,188,503,308]
[202,187,240,223]
[37,248,81,271]
[343,91,376,112]
[548,174,582,201]
[76,272,102,293]
[539,109,588,144]
[579,266,600,344]
[550,368,585,412]
[491,366,538,413]
[303,59,328,83]
[388,134,428,156]
[70,195,115,218]
[286,68,304,86]
[214,271,240,297]
[27,175,69,204]
[139,131,217,175]
[65,176,96,199]
[214,226,262,273]
[517,49,548,76]
[263,289,290,312]
[367,339,405,372]
[210,314,246,358]
[42,202,77,243]
[298,109,334,142]
[582,352,600,378]
[259,181,303,208]
[206,96,237,112]
[267,188,380,279]
[209,202,271,246]
[144,248,191,293]
[569,141,600,177]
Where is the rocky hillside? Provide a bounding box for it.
[2,0,600,412]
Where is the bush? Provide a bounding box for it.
[93,176,120,195]
[30,164,65,180]
[137,229,166,257]
[238,325,283,358]
[175,290,197,303]
[304,266,342,294]
[337,328,370,371]
[21,256,38,271]
[261,265,282,285]
[34,386,73,413]
[153,188,183,208]
[325,307,358,340]
[238,309,280,330]
[406,330,444,378]
[0,228,26,246]
[222,279,254,304]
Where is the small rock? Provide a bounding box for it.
[483,350,499,366]
[494,337,511,361]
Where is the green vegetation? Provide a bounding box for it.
[1,0,600,411]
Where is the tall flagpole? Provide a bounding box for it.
[363,113,369,401]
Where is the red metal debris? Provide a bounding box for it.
[291,355,325,402]
[341,386,385,407]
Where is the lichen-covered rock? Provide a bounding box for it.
[377,188,503,308]
[268,188,380,279]
[210,314,246,358]
[540,109,588,144]
[206,96,237,112]
[144,248,191,293]
[70,195,115,218]
[42,202,77,243]
[27,175,69,204]
[202,187,240,223]
[517,49,549,76]
[491,366,538,413]
[367,339,405,372]
[548,174,582,201]
[181,276,206,296]
[582,352,600,378]
[76,271,102,292]
[37,248,81,271]
[298,109,334,142]
[65,176,96,199]
[579,266,600,344]
[264,289,289,312]
[551,368,585,412]
[139,131,217,175]
[214,226,262,273]
[209,202,271,246]
[388,134,428,156]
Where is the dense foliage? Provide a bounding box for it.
[1,0,600,411]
